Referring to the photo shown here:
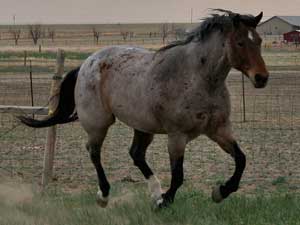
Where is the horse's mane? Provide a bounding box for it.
[158,9,258,52]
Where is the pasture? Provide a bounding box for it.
[0,24,300,224]
[1,181,300,225]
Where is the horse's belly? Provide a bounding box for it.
[111,103,165,134]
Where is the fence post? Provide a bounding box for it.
[29,60,34,119]
[42,49,65,189]
[241,73,246,122]
[24,50,27,66]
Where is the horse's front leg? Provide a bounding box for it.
[208,126,246,203]
[159,133,187,207]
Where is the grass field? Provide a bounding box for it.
[0,27,300,225]
[1,181,300,225]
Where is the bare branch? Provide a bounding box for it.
[48,28,55,42]
[92,27,101,44]
[161,23,170,44]
[9,27,21,45]
[121,31,129,41]
[174,28,186,40]
[28,24,42,45]
[118,23,129,41]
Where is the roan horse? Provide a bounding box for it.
[19,10,269,208]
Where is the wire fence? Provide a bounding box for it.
[0,57,299,194]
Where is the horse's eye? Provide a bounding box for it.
[238,42,244,47]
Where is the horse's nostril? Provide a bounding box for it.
[255,74,268,83]
[254,74,268,88]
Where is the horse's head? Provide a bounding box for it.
[226,12,269,88]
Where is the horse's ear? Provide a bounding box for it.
[254,12,263,27]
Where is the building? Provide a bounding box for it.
[283,30,300,43]
[257,16,300,35]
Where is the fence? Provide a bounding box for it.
[0,50,299,194]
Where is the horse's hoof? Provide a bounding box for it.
[96,190,109,208]
[150,195,165,209]
[156,193,173,208]
[148,175,163,202]
[157,199,170,209]
[211,185,224,203]
[156,198,166,208]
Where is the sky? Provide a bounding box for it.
[1,0,300,24]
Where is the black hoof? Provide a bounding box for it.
[96,191,109,208]
[157,193,174,208]
[211,185,224,203]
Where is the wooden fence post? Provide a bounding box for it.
[241,72,246,122]
[24,50,27,66]
[29,60,34,119]
[42,49,65,189]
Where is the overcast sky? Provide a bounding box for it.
[1,0,300,24]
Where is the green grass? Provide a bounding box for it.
[0,51,91,60]
[1,183,300,225]
[0,65,77,73]
[272,176,287,186]
[0,50,91,73]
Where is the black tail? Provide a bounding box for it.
[18,67,80,128]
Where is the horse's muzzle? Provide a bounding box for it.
[254,73,268,88]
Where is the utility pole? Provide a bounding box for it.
[13,14,16,25]
[191,8,193,24]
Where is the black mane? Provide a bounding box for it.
[158,9,258,52]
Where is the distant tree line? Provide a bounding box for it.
[7,24,56,46]
[4,23,188,46]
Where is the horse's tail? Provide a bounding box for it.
[18,67,80,128]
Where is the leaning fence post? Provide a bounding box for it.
[42,49,65,189]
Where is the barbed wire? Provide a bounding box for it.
[0,100,52,139]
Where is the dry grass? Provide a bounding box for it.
[0,180,300,225]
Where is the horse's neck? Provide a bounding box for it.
[188,33,231,87]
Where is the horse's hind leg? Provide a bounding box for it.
[208,126,246,203]
[86,128,111,207]
[129,130,163,204]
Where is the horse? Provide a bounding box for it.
[19,9,269,208]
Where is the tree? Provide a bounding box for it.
[129,31,134,41]
[48,28,55,42]
[161,23,170,44]
[174,28,186,40]
[118,23,129,42]
[9,27,21,45]
[92,27,101,44]
[121,31,129,41]
[28,24,42,45]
